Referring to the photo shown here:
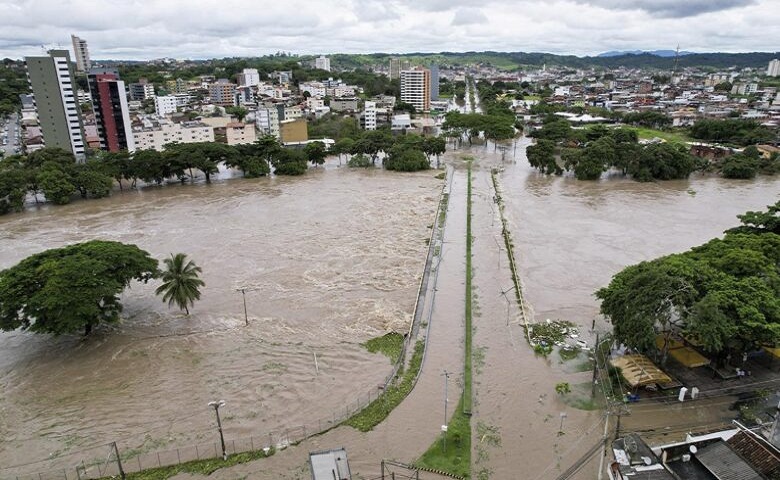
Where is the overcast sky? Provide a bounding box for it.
[1,0,778,60]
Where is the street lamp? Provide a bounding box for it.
[208,400,227,460]
[442,370,451,452]
[558,411,568,436]
[235,288,248,326]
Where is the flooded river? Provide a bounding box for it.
[0,165,440,472]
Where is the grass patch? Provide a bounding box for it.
[415,398,472,478]
[464,162,473,415]
[363,332,405,364]
[631,127,692,144]
[435,172,446,180]
[105,448,274,480]
[344,340,424,432]
[558,346,580,362]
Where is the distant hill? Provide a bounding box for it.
[332,51,780,71]
[597,50,695,58]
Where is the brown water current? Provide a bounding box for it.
[0,165,440,472]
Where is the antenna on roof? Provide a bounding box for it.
[672,44,680,76]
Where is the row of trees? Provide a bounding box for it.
[527,122,700,181]
[441,111,516,146]
[718,145,780,179]
[0,241,205,336]
[328,130,446,171]
[597,202,780,363]
[690,119,775,146]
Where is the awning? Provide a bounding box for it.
[610,354,673,388]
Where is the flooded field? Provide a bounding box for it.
[0,165,440,471]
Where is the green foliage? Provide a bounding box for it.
[363,332,405,364]
[597,205,780,356]
[690,119,775,146]
[345,340,424,431]
[527,139,561,175]
[224,106,248,122]
[721,153,759,179]
[109,446,275,480]
[272,148,308,175]
[347,153,372,168]
[385,146,430,172]
[626,143,697,181]
[303,141,328,166]
[155,253,205,315]
[0,60,29,115]
[555,382,572,395]
[622,111,672,129]
[415,398,472,479]
[308,114,361,140]
[727,201,780,235]
[0,241,159,335]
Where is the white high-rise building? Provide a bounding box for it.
[315,55,331,72]
[238,68,261,87]
[363,101,377,130]
[400,67,431,112]
[70,35,91,73]
[155,95,178,117]
[768,59,780,77]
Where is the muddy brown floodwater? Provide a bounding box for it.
[0,165,440,473]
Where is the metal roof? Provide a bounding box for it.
[696,441,762,480]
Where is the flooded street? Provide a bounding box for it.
[1,138,778,479]
[0,165,440,473]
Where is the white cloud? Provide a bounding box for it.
[0,0,777,59]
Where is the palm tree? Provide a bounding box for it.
[155,253,205,315]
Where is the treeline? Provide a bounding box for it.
[526,118,779,181]
[597,202,780,361]
[0,137,319,214]
[441,111,516,146]
[0,59,29,115]
[329,130,446,171]
[690,119,775,146]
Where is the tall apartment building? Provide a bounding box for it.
[429,64,440,101]
[389,58,411,80]
[768,59,780,77]
[70,35,91,73]
[363,101,377,130]
[209,79,237,106]
[25,49,87,159]
[315,55,331,72]
[238,68,260,87]
[400,67,431,112]
[87,69,135,152]
[155,95,177,116]
[256,107,280,137]
[129,80,155,101]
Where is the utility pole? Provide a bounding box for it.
[111,442,126,480]
[208,400,227,460]
[241,288,248,326]
[592,332,600,398]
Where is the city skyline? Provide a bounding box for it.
[1,0,779,60]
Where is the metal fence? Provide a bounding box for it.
[2,171,453,480]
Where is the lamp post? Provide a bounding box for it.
[558,411,568,435]
[236,288,248,326]
[208,400,227,460]
[442,370,450,452]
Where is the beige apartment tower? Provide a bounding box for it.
[70,35,91,73]
[400,67,431,112]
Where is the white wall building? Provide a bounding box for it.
[363,101,377,130]
[238,68,261,86]
[132,121,214,151]
[70,35,91,73]
[315,55,331,72]
[300,82,327,98]
[155,95,178,117]
[400,68,431,112]
[256,107,280,138]
[224,122,257,145]
[768,59,780,77]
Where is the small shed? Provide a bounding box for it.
[310,448,351,480]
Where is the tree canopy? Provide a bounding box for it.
[596,202,780,360]
[0,241,159,335]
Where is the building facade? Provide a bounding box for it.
[70,35,91,73]
[223,122,257,145]
[768,59,780,77]
[279,118,308,144]
[315,56,331,72]
[25,49,87,159]
[155,95,177,117]
[363,101,377,130]
[400,67,431,112]
[132,121,214,151]
[209,80,237,106]
[129,81,156,101]
[87,69,135,152]
[238,68,261,87]
[429,64,439,101]
[256,107,280,138]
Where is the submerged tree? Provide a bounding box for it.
[0,241,159,335]
[155,253,205,315]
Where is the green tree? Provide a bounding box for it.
[37,168,76,205]
[272,148,308,175]
[225,106,249,122]
[303,141,328,166]
[0,241,159,335]
[527,139,562,175]
[155,253,205,315]
[70,162,113,199]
